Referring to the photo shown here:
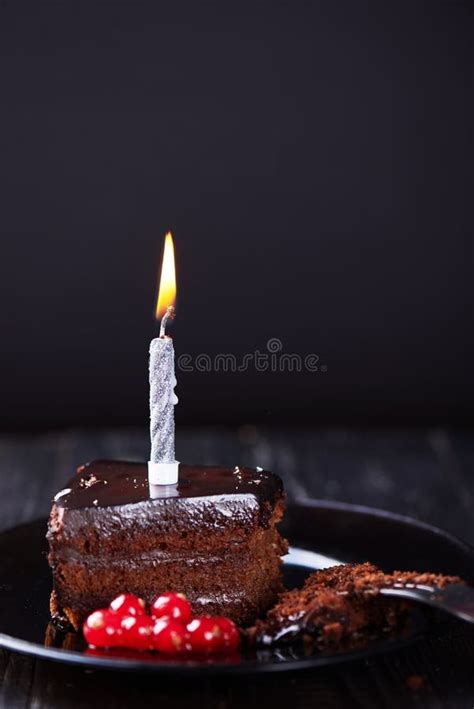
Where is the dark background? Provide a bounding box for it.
[1,1,472,430]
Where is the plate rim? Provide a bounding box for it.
[290,496,474,560]
[0,624,430,675]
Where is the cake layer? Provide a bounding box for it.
[50,527,286,596]
[49,462,283,550]
[51,550,284,628]
[50,524,286,627]
[49,523,286,565]
[48,501,285,556]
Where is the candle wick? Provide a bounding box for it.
[160,305,176,338]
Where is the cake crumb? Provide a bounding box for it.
[233,465,243,483]
[92,499,98,506]
[79,474,99,489]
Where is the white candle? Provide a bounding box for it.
[149,332,177,464]
[148,234,179,486]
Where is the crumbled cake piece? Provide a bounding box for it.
[250,562,462,647]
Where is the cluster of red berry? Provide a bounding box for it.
[83,592,240,654]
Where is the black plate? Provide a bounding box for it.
[0,500,472,674]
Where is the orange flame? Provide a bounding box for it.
[155,232,176,320]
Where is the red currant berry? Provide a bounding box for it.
[83,609,123,648]
[102,613,125,647]
[83,609,109,647]
[109,593,146,618]
[186,616,223,653]
[150,592,192,625]
[120,615,154,651]
[214,617,240,650]
[152,618,189,654]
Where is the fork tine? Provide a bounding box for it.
[380,584,474,623]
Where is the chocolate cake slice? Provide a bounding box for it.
[252,562,462,648]
[47,460,287,630]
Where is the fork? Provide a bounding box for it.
[379,583,474,623]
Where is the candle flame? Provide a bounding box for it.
[155,232,176,320]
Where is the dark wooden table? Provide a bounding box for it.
[1,426,473,708]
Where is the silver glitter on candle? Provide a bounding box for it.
[149,336,178,463]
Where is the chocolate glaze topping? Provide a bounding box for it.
[54,460,283,512]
